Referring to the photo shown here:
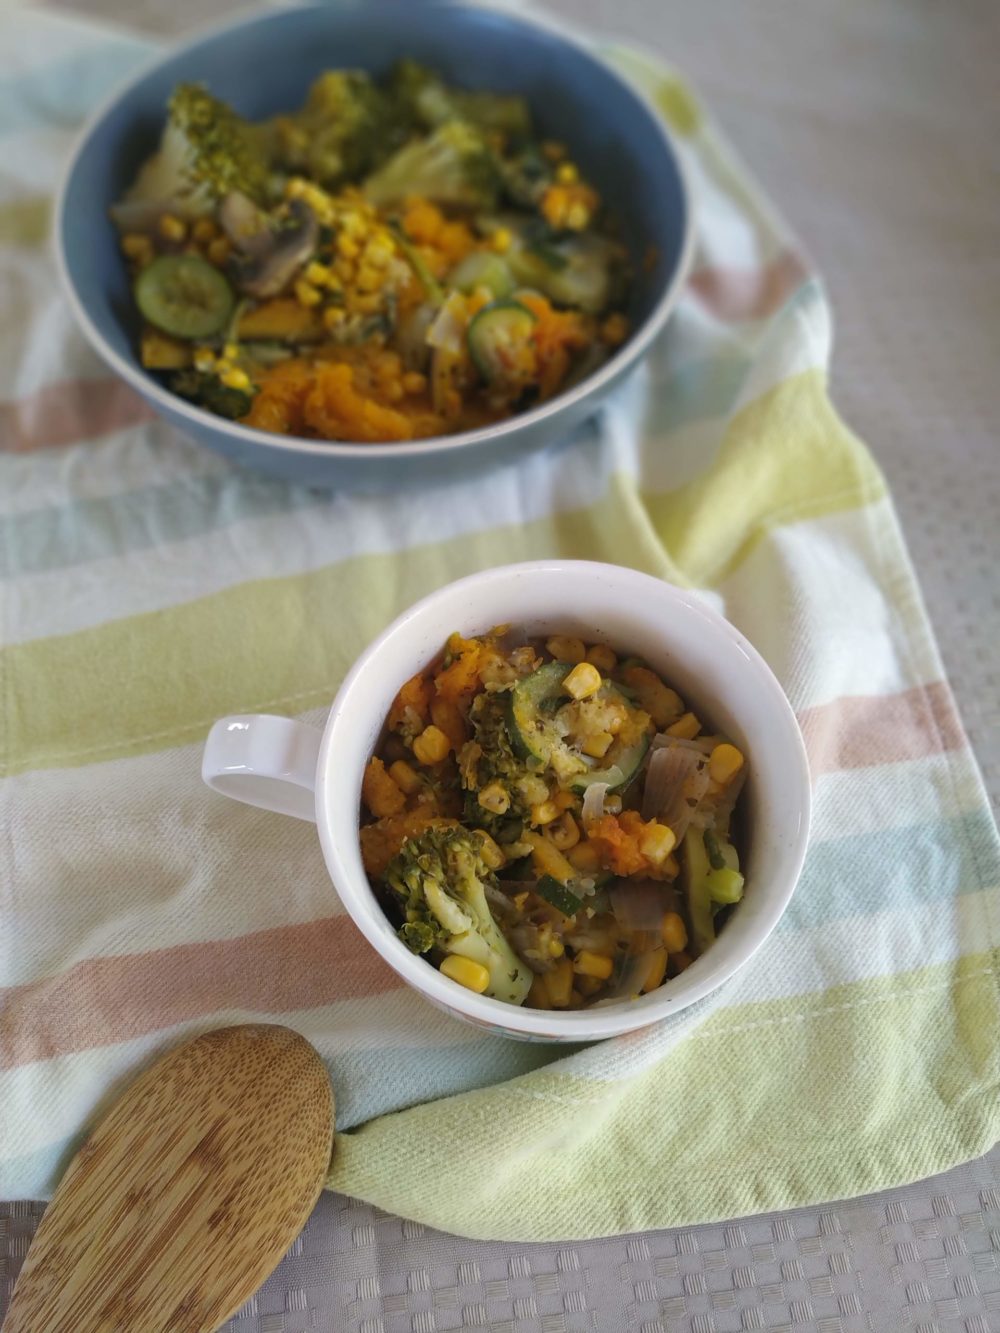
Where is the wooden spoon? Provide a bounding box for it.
[3,1024,334,1333]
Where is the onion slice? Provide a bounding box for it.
[642,744,710,843]
[581,781,610,825]
[609,879,669,932]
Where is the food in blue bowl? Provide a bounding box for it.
[57,2,693,485]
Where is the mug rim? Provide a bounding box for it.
[314,560,812,1040]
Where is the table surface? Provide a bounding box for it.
[3,1,999,1329]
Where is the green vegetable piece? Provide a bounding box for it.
[383,826,531,1005]
[535,875,582,917]
[506,660,648,792]
[507,231,625,314]
[111,83,271,229]
[265,69,406,189]
[389,223,443,302]
[681,827,715,956]
[448,250,515,299]
[508,660,572,764]
[391,59,532,138]
[363,121,499,211]
[704,829,726,871]
[706,866,745,905]
[135,255,234,340]
[466,299,537,382]
[170,369,252,420]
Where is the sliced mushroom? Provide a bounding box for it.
[218,192,319,299]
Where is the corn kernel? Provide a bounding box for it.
[544,957,574,1007]
[402,371,427,395]
[562,662,602,700]
[214,359,232,376]
[581,730,614,759]
[158,214,187,243]
[663,853,680,878]
[639,821,677,865]
[641,948,668,993]
[553,790,576,811]
[440,954,490,993]
[121,233,154,265]
[206,236,231,266]
[709,742,745,785]
[365,240,394,268]
[388,759,422,795]
[573,950,614,980]
[193,348,217,374]
[478,782,510,815]
[491,227,512,254]
[323,306,347,330]
[661,911,688,953]
[556,161,579,184]
[474,830,506,870]
[356,263,382,292]
[546,635,586,663]
[666,712,701,740]
[303,261,328,287]
[294,279,322,308]
[530,800,560,826]
[575,973,602,997]
[220,342,238,362]
[337,232,360,259]
[549,811,580,851]
[412,724,450,765]
[219,367,251,392]
[567,840,600,874]
[523,830,576,883]
[586,643,617,672]
[566,202,589,230]
[355,292,382,314]
[384,382,404,403]
[192,217,218,243]
[548,936,565,958]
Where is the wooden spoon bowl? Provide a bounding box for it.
[4,1024,334,1333]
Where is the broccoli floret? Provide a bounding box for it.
[391,59,532,139]
[384,827,532,1005]
[507,231,627,314]
[265,70,404,188]
[363,121,499,212]
[111,84,270,230]
[170,369,254,420]
[499,142,553,208]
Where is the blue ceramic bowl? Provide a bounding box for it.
[56,1,693,488]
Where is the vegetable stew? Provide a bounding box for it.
[111,63,632,443]
[360,628,749,1009]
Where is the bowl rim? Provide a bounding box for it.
[52,0,696,464]
[314,560,812,1040]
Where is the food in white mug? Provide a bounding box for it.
[359,628,747,1008]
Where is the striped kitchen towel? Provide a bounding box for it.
[1,5,998,1242]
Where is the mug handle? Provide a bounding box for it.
[202,714,322,822]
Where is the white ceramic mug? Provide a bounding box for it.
[202,561,811,1041]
